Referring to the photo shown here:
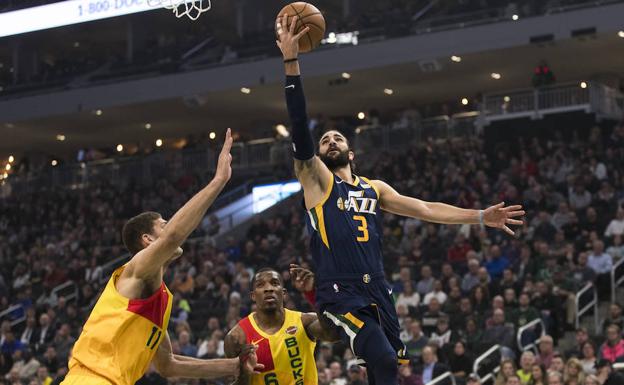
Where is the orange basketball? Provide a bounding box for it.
[276,2,326,53]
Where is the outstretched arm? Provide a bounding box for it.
[127,130,233,279]
[152,331,261,380]
[372,180,525,236]
[276,14,333,210]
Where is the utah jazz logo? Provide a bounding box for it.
[337,191,377,215]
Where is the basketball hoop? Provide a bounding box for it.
[147,0,212,20]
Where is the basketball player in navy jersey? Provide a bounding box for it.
[276,14,525,385]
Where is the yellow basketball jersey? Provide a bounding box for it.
[64,264,173,385]
[238,309,317,385]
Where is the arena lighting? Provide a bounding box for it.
[4,164,10,171]
[618,31,624,38]
[155,139,163,147]
[357,112,366,120]
[491,73,502,80]
[8,156,14,163]
[56,134,66,141]
[451,55,462,63]
[580,81,588,89]
[384,88,394,95]
[512,14,519,21]
[341,72,351,79]
[0,0,200,38]
[116,144,123,152]
[95,109,103,116]
[144,123,152,129]
[209,132,216,140]
[51,160,58,166]
[240,87,251,94]
[504,96,511,102]
[461,98,469,105]
[2,173,7,179]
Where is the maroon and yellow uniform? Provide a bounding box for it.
[238,309,317,385]
[62,265,173,385]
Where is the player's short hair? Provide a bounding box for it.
[122,212,161,255]
[252,267,282,288]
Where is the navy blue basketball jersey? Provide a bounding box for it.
[305,174,384,278]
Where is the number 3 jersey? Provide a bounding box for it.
[65,264,173,385]
[238,309,317,385]
[305,174,384,277]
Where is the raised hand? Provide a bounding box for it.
[215,128,233,183]
[275,14,310,60]
[289,263,315,292]
[482,202,525,236]
[240,344,264,375]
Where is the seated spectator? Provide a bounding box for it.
[531,364,546,385]
[580,341,598,375]
[495,358,517,385]
[395,281,420,313]
[549,353,565,373]
[563,357,585,385]
[451,297,477,331]
[35,366,52,385]
[595,359,624,385]
[536,335,556,368]
[416,265,435,296]
[511,292,540,329]
[602,303,624,333]
[604,208,624,238]
[328,361,347,385]
[398,364,421,385]
[429,317,457,354]
[546,371,563,385]
[462,259,481,293]
[482,309,515,350]
[421,298,446,336]
[448,340,472,383]
[405,320,428,362]
[421,345,449,385]
[599,324,624,363]
[517,351,535,385]
[606,235,624,260]
[423,280,447,305]
[587,240,613,299]
[486,245,510,281]
[565,327,590,359]
[346,365,366,385]
[447,233,472,267]
[471,285,490,314]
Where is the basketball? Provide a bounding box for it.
[276,2,326,53]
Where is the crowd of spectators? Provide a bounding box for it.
[2,110,624,385]
[1,0,611,96]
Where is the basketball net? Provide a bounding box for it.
[147,0,211,20]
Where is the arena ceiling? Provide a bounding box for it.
[2,31,624,157]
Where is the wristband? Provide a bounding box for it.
[304,288,316,306]
[479,210,484,226]
[284,58,298,63]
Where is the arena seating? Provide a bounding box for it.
[2,104,624,384]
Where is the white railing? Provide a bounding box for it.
[0,304,26,327]
[517,318,546,353]
[611,257,624,304]
[575,283,599,334]
[51,281,79,303]
[426,371,456,385]
[473,344,501,385]
[482,82,622,123]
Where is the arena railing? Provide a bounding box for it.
[0,304,26,327]
[516,318,546,353]
[575,282,599,334]
[426,371,456,385]
[611,257,624,304]
[473,344,501,385]
[51,281,79,304]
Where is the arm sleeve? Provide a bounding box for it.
[285,75,315,161]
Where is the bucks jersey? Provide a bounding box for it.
[305,174,384,281]
[238,309,317,385]
[64,264,173,385]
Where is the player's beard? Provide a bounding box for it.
[320,148,350,171]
